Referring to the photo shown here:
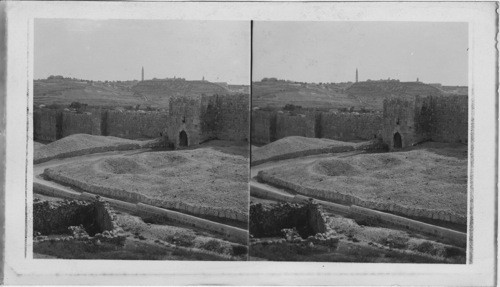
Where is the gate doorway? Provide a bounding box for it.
[179,130,188,147]
[393,132,402,149]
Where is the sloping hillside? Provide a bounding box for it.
[34,78,233,108]
[34,78,145,108]
[346,81,443,110]
[132,79,230,106]
[252,80,444,111]
[252,81,358,110]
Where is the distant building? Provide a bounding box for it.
[356,68,358,83]
[141,67,144,81]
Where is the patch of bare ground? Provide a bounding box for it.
[197,140,249,158]
[34,134,155,164]
[259,144,467,219]
[115,212,246,259]
[43,148,248,218]
[34,141,45,149]
[252,136,363,165]
[248,198,465,263]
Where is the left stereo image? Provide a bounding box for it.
[31,19,250,260]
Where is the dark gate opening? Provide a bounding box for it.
[179,130,188,147]
[393,132,402,149]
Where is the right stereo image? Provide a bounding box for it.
[249,21,469,263]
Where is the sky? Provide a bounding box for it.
[34,19,250,84]
[254,22,468,86]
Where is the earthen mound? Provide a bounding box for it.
[34,134,152,164]
[252,136,361,165]
[100,158,147,175]
[312,159,359,177]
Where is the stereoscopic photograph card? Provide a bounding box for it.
[1,1,497,286]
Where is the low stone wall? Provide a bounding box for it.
[250,202,338,247]
[34,182,248,244]
[349,206,466,247]
[137,203,247,245]
[252,182,467,247]
[257,171,466,225]
[33,198,125,245]
[43,168,247,223]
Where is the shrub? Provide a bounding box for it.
[232,245,248,256]
[200,239,224,253]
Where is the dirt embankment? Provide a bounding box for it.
[252,136,378,165]
[34,134,158,164]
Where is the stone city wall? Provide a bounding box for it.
[275,112,316,140]
[251,110,383,145]
[430,95,468,144]
[33,109,62,141]
[106,110,169,139]
[250,110,276,145]
[61,110,103,138]
[319,112,383,141]
[203,94,249,142]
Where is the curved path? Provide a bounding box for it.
[250,150,467,246]
[33,148,248,244]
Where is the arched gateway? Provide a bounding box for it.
[393,132,402,149]
[179,130,188,147]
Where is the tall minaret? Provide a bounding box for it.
[141,66,144,81]
[355,68,358,83]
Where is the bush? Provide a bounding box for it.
[200,239,225,253]
[283,104,302,111]
[232,245,248,256]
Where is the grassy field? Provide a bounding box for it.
[258,142,467,218]
[44,148,248,216]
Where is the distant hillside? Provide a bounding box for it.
[34,78,145,108]
[34,77,235,109]
[345,81,444,110]
[253,79,447,111]
[252,80,357,111]
[441,86,468,95]
[131,79,230,106]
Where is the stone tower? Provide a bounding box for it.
[141,66,144,81]
[356,68,358,83]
